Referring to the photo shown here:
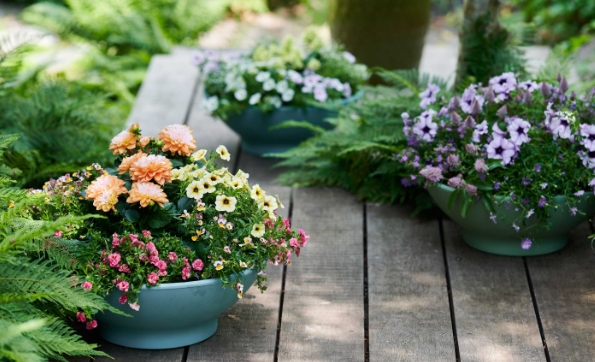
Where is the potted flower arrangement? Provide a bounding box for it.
[398,73,595,256]
[193,29,369,155]
[43,123,309,349]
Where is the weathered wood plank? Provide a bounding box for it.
[443,220,545,362]
[187,185,289,362]
[527,222,595,361]
[367,204,454,361]
[126,54,199,136]
[278,187,364,361]
[94,342,184,362]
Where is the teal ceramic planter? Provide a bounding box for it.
[96,270,257,349]
[224,91,363,156]
[428,183,595,256]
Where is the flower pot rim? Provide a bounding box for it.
[431,182,583,203]
[137,269,255,291]
[206,89,364,114]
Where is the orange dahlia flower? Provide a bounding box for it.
[158,124,196,156]
[118,152,146,174]
[129,154,172,185]
[85,174,128,212]
[127,182,169,207]
[109,128,138,155]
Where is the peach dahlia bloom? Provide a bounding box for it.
[109,128,138,155]
[129,154,172,185]
[158,124,196,156]
[127,182,169,207]
[118,152,146,174]
[85,174,128,212]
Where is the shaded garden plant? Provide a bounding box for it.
[196,29,369,119]
[42,124,309,322]
[401,72,595,249]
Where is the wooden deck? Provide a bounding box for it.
[73,51,595,362]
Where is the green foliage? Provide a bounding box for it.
[0,136,117,362]
[456,13,526,89]
[274,69,445,211]
[510,0,595,45]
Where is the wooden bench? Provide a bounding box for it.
[72,48,595,362]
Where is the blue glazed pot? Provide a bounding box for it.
[428,183,595,256]
[96,269,257,349]
[223,91,363,156]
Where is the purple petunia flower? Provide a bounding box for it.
[472,120,489,143]
[507,117,531,146]
[486,137,516,165]
[419,83,440,109]
[413,111,439,142]
[494,182,501,190]
[521,238,532,250]
[519,80,539,92]
[460,85,485,114]
[579,150,595,169]
[534,164,541,173]
[419,166,443,182]
[548,112,573,140]
[522,177,532,185]
[580,124,595,151]
[489,72,517,94]
[474,158,488,173]
[538,196,546,207]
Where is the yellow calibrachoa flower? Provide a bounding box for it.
[215,195,237,213]
[171,168,184,181]
[251,223,265,238]
[186,180,203,199]
[205,173,223,185]
[259,195,278,212]
[216,145,230,161]
[230,178,244,189]
[191,149,208,162]
[235,170,249,181]
[251,184,265,201]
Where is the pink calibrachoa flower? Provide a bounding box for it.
[116,281,129,292]
[156,260,167,271]
[129,302,140,311]
[76,312,86,323]
[81,281,93,290]
[149,255,159,264]
[167,252,178,263]
[146,242,157,255]
[107,253,121,268]
[147,272,159,285]
[299,229,309,247]
[118,264,131,273]
[142,230,152,238]
[182,266,191,280]
[119,293,128,304]
[54,230,63,238]
[86,320,98,330]
[112,233,120,247]
[289,238,301,256]
[192,259,204,271]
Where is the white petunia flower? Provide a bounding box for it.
[263,79,276,91]
[255,71,271,82]
[249,93,261,105]
[234,89,247,101]
[268,96,282,108]
[281,89,295,102]
[202,96,219,112]
[276,80,289,93]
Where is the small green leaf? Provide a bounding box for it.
[170,159,184,168]
[461,197,472,218]
[177,196,194,212]
[124,210,140,223]
[447,189,461,210]
[148,212,171,229]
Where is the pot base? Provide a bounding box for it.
[99,317,218,349]
[461,229,568,257]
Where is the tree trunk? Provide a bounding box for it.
[328,0,430,74]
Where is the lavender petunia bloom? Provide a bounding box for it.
[491,122,507,140]
[521,238,532,250]
[486,137,516,165]
[448,174,465,188]
[507,117,531,146]
[303,74,322,87]
[412,111,439,142]
[419,83,441,109]
[472,120,489,143]
[489,72,517,94]
[519,80,539,92]
[474,158,488,173]
[343,83,352,98]
[287,70,304,84]
[579,150,595,168]
[419,167,443,182]
[460,85,485,114]
[580,124,595,151]
[313,86,328,102]
[342,51,356,63]
[549,112,573,140]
